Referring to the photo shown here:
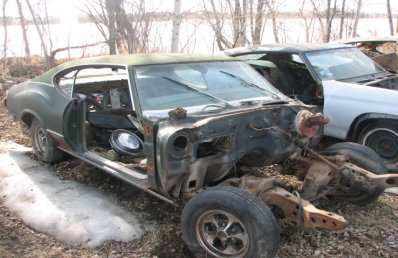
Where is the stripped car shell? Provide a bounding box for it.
[225,44,398,168]
[5,53,398,257]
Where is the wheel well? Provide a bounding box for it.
[349,115,398,141]
[21,113,35,128]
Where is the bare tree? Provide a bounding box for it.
[2,0,8,74]
[202,0,251,50]
[171,0,182,52]
[387,0,394,36]
[82,0,154,54]
[82,0,117,55]
[310,0,338,42]
[339,0,346,39]
[16,0,30,57]
[297,0,316,42]
[265,0,281,43]
[105,0,117,54]
[352,0,362,37]
[325,0,338,42]
[114,0,135,53]
[25,0,50,68]
[250,0,266,44]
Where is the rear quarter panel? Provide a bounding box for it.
[322,80,398,139]
[6,81,71,134]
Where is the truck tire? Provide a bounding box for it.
[181,186,279,258]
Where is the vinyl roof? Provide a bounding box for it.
[33,53,236,84]
[224,43,352,56]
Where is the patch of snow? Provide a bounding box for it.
[0,142,148,247]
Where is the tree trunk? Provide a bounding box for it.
[339,0,346,39]
[114,0,135,53]
[266,1,279,43]
[25,0,50,69]
[105,0,117,55]
[324,0,337,42]
[232,0,242,46]
[352,0,362,37]
[42,0,52,53]
[16,0,30,57]
[238,0,247,46]
[171,0,181,52]
[253,0,265,44]
[387,0,394,36]
[2,0,8,74]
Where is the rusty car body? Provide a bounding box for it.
[5,53,398,257]
[225,44,398,169]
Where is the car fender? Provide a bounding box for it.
[322,80,398,140]
[6,81,70,134]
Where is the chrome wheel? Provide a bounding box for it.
[196,210,249,257]
[35,127,48,154]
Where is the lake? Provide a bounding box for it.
[0,17,395,59]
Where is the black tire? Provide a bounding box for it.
[181,186,279,258]
[358,120,398,165]
[324,142,387,205]
[31,118,64,163]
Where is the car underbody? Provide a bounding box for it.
[61,79,398,233]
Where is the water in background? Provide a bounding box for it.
[0,17,394,59]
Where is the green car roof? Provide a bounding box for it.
[33,53,236,84]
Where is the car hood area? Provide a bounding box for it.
[322,79,398,139]
[340,71,398,91]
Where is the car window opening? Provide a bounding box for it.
[56,66,147,171]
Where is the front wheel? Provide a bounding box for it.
[325,142,387,205]
[181,186,279,258]
[31,118,64,163]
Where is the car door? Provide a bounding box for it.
[61,65,131,153]
[62,99,85,153]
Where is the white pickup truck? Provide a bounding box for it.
[225,44,398,168]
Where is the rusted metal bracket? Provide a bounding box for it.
[236,175,347,231]
[259,187,347,230]
[342,162,398,190]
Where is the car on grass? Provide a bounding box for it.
[225,44,398,168]
[5,53,398,257]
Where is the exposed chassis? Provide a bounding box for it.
[220,148,398,231]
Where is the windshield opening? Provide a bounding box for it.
[305,48,385,81]
[134,61,280,111]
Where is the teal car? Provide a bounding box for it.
[5,53,398,258]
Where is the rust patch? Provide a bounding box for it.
[296,111,329,138]
[144,126,153,136]
[260,187,347,230]
[168,107,187,121]
[147,163,155,173]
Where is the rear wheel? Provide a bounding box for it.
[325,142,387,205]
[358,120,398,165]
[31,118,64,163]
[181,186,279,258]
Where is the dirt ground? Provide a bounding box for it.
[0,84,398,257]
